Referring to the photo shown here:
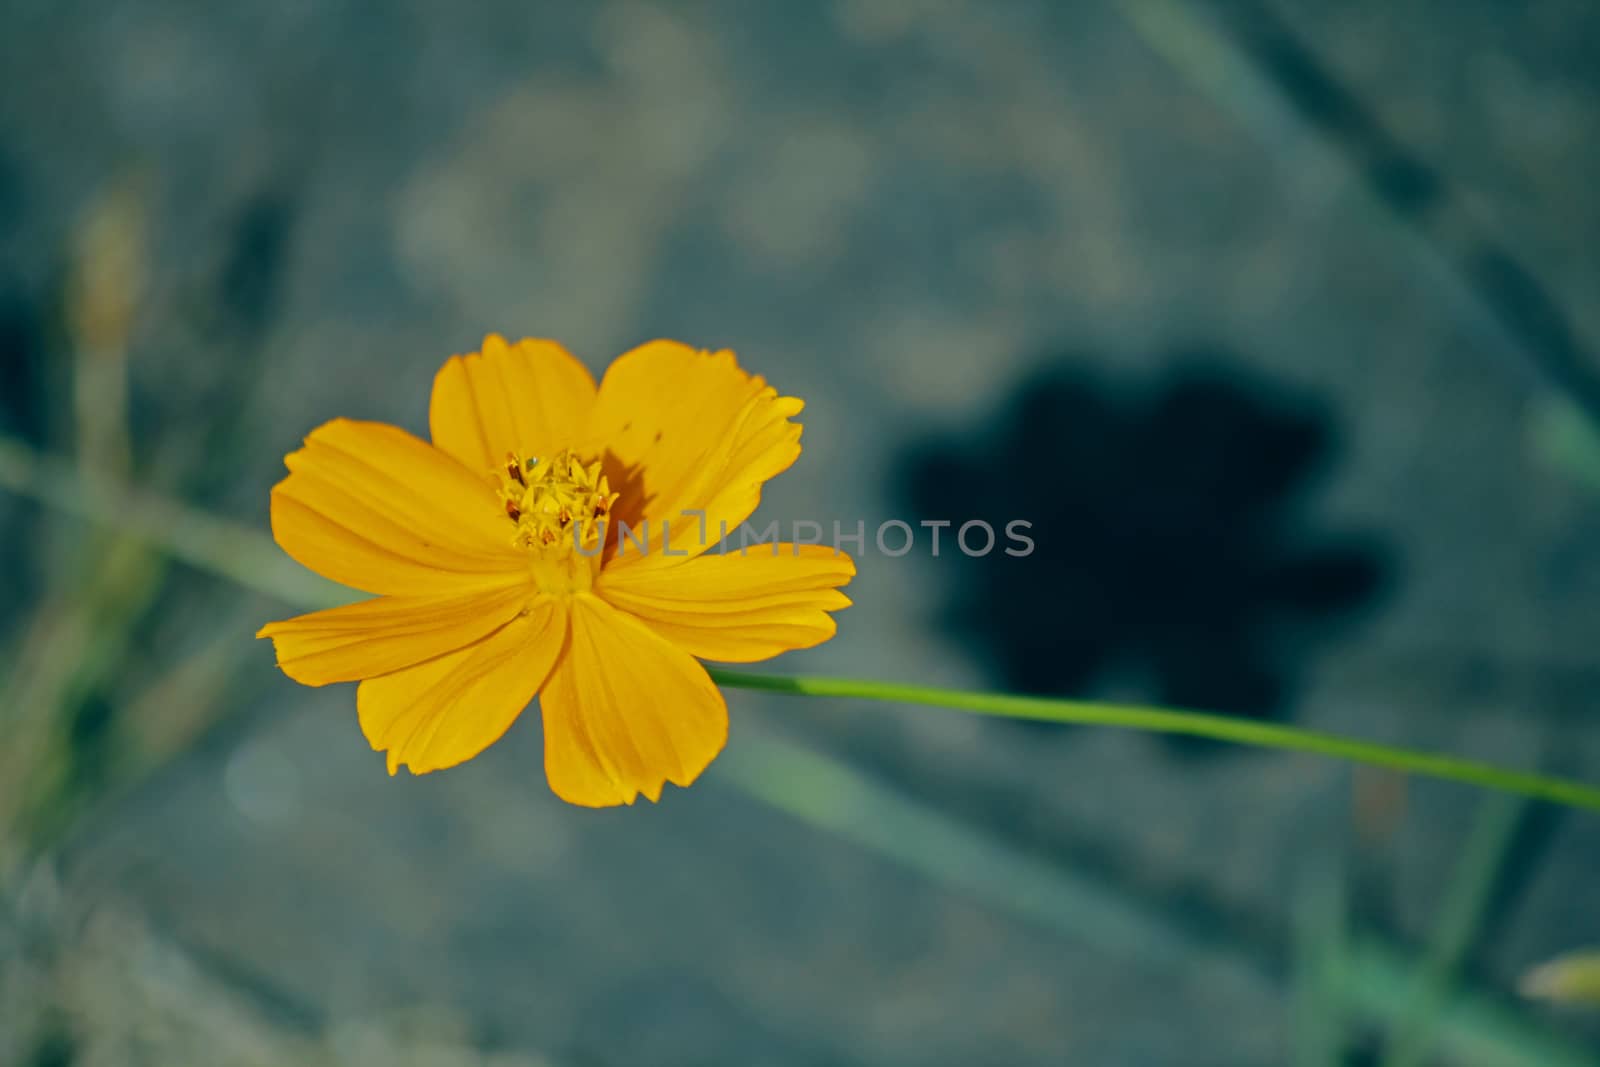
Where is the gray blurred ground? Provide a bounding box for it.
[3,1,1600,1064]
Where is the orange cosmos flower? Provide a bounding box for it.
[257,336,853,806]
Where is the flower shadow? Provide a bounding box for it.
[897,346,1392,749]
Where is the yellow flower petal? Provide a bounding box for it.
[539,593,728,806]
[429,334,597,473]
[582,341,803,566]
[256,583,531,686]
[272,418,525,595]
[597,544,854,662]
[356,598,565,775]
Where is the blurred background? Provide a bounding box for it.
[3,1,1600,1064]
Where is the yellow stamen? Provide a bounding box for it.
[495,448,619,593]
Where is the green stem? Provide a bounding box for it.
[709,669,1600,813]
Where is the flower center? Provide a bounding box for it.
[496,449,618,592]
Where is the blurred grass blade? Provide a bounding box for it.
[1292,858,1349,1067]
[1343,936,1597,1067]
[723,732,1201,966]
[1523,951,1600,1007]
[1115,0,1600,430]
[1531,397,1600,493]
[0,536,167,876]
[66,170,148,479]
[1381,794,1526,1067]
[721,733,1598,1067]
[0,435,343,608]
